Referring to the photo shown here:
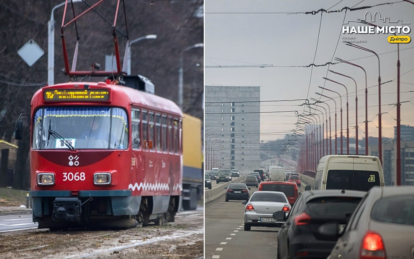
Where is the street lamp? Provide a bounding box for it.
[345,41,382,163]
[335,57,368,155]
[48,0,82,86]
[179,43,204,110]
[127,34,157,75]
[310,99,329,156]
[316,92,338,155]
[319,86,343,154]
[323,77,349,154]
[329,70,359,155]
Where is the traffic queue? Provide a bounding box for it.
[241,155,414,259]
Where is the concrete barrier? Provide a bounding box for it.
[205,173,247,203]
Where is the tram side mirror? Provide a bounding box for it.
[305,186,311,191]
[15,120,23,140]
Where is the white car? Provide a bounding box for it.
[243,191,291,231]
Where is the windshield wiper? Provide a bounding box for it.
[48,129,76,151]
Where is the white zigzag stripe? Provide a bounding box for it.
[128,182,182,192]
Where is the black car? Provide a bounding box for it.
[230,169,240,177]
[206,171,216,180]
[216,170,232,184]
[274,189,365,259]
[225,183,250,202]
[205,175,212,189]
[254,169,265,181]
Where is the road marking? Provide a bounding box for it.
[226,237,232,240]
[220,242,227,245]
[234,230,239,232]
[216,248,223,251]
[212,256,220,259]
[230,233,236,236]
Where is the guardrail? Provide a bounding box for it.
[205,174,246,203]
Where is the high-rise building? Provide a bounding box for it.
[394,125,414,141]
[205,86,261,171]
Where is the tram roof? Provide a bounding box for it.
[31,82,182,116]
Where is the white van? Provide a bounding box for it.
[306,155,385,192]
[269,166,285,182]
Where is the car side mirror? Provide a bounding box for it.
[305,186,311,191]
[273,211,287,221]
[248,188,251,190]
[318,222,343,237]
[242,201,247,205]
[224,187,227,189]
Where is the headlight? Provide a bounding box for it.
[37,173,55,185]
[94,173,111,185]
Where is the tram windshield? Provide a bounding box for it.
[33,107,128,150]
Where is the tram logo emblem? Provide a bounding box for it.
[68,155,79,166]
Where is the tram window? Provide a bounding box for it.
[142,111,148,149]
[148,113,154,150]
[110,108,129,149]
[156,114,161,151]
[132,109,141,149]
[174,119,179,153]
[179,120,182,153]
[168,118,173,152]
[162,116,167,152]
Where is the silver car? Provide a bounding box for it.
[243,191,291,231]
[327,186,414,259]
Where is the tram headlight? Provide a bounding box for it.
[37,173,55,185]
[94,173,111,185]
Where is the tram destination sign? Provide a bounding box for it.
[43,89,110,102]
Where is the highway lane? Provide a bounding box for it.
[205,181,307,259]
[0,214,37,233]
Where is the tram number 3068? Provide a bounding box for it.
[63,172,86,181]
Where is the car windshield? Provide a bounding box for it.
[371,195,414,226]
[250,193,287,203]
[326,170,380,191]
[307,197,362,217]
[261,184,294,197]
[33,107,128,150]
[205,175,211,180]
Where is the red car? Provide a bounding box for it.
[258,182,299,206]
[288,174,301,187]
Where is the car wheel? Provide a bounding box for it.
[209,185,212,189]
[225,198,229,202]
[256,185,258,188]
[277,243,281,259]
[216,181,219,184]
[244,224,251,231]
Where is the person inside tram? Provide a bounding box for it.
[81,117,108,140]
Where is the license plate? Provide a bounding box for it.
[234,191,241,193]
[260,218,275,222]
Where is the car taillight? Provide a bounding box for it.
[360,231,386,259]
[282,205,290,212]
[227,189,233,192]
[295,251,308,257]
[242,189,248,192]
[245,203,254,211]
[294,212,311,226]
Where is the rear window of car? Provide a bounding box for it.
[261,184,295,197]
[229,183,247,189]
[250,193,287,203]
[371,195,414,226]
[307,197,362,217]
[246,176,257,180]
[326,170,380,191]
[290,176,299,180]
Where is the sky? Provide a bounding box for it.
[205,0,414,143]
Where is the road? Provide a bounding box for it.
[205,181,307,259]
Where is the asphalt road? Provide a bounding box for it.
[0,214,38,233]
[205,181,307,259]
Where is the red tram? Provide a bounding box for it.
[20,81,183,229]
